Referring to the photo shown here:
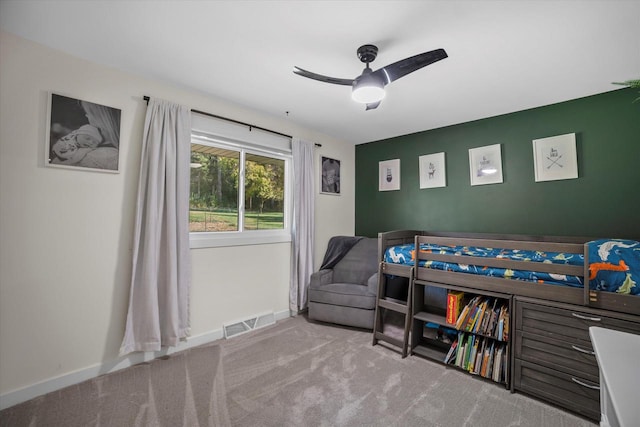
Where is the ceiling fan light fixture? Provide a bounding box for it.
[294,44,447,110]
[352,73,386,104]
[352,85,385,104]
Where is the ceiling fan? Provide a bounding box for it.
[293,44,448,110]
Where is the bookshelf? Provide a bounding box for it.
[411,280,513,390]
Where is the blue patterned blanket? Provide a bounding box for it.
[384,240,640,294]
[384,242,584,287]
[588,239,640,295]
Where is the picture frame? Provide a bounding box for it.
[46,92,121,173]
[419,152,446,189]
[379,159,400,191]
[469,144,503,186]
[320,156,341,195]
[532,133,578,182]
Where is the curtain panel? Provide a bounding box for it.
[290,138,315,313]
[121,98,192,354]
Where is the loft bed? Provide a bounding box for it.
[379,230,640,317]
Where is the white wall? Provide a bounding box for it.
[0,31,355,407]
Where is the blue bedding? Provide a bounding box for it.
[385,240,640,294]
[384,242,584,287]
[588,239,640,295]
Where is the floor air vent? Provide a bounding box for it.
[223,312,275,338]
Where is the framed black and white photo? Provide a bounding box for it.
[320,156,341,195]
[419,152,446,189]
[46,93,122,173]
[469,144,503,186]
[379,159,400,191]
[532,133,578,182]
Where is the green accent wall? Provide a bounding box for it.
[355,88,640,239]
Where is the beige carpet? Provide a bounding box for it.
[0,315,595,427]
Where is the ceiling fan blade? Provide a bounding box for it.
[365,101,381,111]
[372,48,448,84]
[293,66,354,86]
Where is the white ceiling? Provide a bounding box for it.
[1,0,639,145]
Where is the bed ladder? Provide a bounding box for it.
[372,263,414,358]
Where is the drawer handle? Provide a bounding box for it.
[571,313,601,322]
[571,377,600,390]
[571,345,595,355]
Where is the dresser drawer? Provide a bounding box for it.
[515,330,598,383]
[514,359,599,421]
[515,300,640,345]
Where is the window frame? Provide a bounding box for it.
[189,132,292,249]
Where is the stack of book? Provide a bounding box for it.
[443,332,509,383]
[453,296,509,341]
[441,294,510,384]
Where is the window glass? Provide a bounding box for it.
[189,135,291,247]
[190,143,239,232]
[244,153,285,230]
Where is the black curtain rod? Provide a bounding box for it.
[143,96,321,147]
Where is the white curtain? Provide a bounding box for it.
[290,138,315,313]
[120,98,192,355]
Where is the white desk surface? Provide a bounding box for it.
[589,326,640,427]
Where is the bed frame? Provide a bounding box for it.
[377,229,639,418]
[378,230,640,317]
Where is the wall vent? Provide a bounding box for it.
[223,311,275,339]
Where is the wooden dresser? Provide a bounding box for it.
[513,296,640,421]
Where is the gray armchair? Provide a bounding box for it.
[308,236,379,329]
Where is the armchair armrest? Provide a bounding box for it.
[309,269,334,289]
[366,272,379,295]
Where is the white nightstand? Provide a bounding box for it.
[589,327,640,427]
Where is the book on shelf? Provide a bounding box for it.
[455,305,470,330]
[463,334,474,370]
[471,337,484,375]
[493,344,505,382]
[444,339,458,364]
[463,297,482,331]
[468,335,479,372]
[446,291,465,325]
[487,304,498,337]
[478,298,494,335]
[455,296,477,330]
[472,300,490,334]
[502,308,510,341]
[455,332,466,367]
[486,341,496,379]
[497,305,509,341]
[480,343,491,377]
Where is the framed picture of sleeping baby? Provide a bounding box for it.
[45,93,122,173]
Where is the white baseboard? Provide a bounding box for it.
[0,309,291,411]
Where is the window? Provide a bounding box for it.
[188,129,292,248]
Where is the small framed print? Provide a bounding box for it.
[419,152,446,189]
[469,144,503,186]
[532,133,578,182]
[46,93,121,173]
[379,159,400,191]
[320,156,341,195]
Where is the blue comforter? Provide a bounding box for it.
[384,240,640,294]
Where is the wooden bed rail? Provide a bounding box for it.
[378,230,640,317]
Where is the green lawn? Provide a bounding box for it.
[189,209,283,232]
